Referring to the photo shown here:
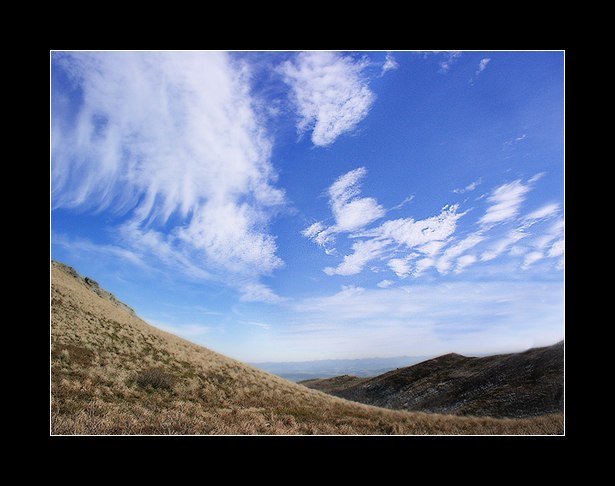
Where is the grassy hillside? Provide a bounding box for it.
[50,261,563,434]
[301,343,564,419]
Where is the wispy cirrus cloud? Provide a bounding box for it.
[522,251,544,270]
[51,51,285,302]
[438,51,462,74]
[436,234,485,274]
[418,51,462,74]
[548,239,564,258]
[480,202,559,262]
[303,168,563,283]
[454,177,482,194]
[455,254,477,273]
[504,133,527,147]
[324,239,389,276]
[280,51,375,147]
[381,52,399,76]
[390,195,415,211]
[479,179,532,227]
[476,57,491,76]
[480,228,527,262]
[469,58,491,85]
[516,217,564,270]
[527,218,563,251]
[239,283,285,304]
[523,203,560,224]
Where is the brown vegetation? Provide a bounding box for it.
[50,261,563,435]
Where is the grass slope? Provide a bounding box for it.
[50,261,563,435]
[301,344,564,419]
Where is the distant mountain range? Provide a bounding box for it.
[300,342,564,419]
[251,356,430,382]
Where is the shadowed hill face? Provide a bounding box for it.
[50,261,563,435]
[301,343,564,419]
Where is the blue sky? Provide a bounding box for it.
[51,51,564,362]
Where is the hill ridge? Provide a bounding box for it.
[301,342,564,419]
[52,261,136,316]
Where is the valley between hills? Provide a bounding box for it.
[51,260,563,435]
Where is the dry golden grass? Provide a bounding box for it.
[50,261,563,435]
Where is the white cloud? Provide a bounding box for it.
[548,217,565,234]
[524,203,560,224]
[304,169,466,274]
[388,258,412,278]
[337,285,366,298]
[329,167,386,232]
[453,177,482,194]
[438,51,462,73]
[324,239,389,276]
[367,204,465,249]
[52,52,284,302]
[377,279,394,288]
[239,282,285,304]
[470,58,491,85]
[476,57,491,74]
[504,133,527,147]
[548,239,564,258]
[117,222,212,281]
[532,218,564,250]
[414,257,436,276]
[522,251,544,269]
[304,168,561,280]
[436,233,484,274]
[455,254,477,273]
[381,52,399,76]
[481,228,527,261]
[390,195,415,211]
[510,245,529,257]
[302,167,385,254]
[480,202,561,262]
[479,180,531,227]
[302,221,325,238]
[280,51,375,147]
[302,221,335,253]
[529,171,545,183]
[177,202,282,275]
[306,170,468,279]
[354,204,467,277]
[418,240,447,257]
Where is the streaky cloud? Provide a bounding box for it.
[52,51,285,302]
